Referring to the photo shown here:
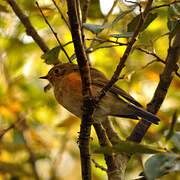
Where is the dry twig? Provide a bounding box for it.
[150,1,180,11]
[92,159,107,172]
[51,0,71,30]
[36,1,71,62]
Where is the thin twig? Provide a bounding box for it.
[97,0,154,102]
[103,0,119,25]
[175,69,180,78]
[88,0,120,50]
[136,48,165,63]
[79,0,91,65]
[125,0,143,21]
[6,0,49,53]
[63,40,73,47]
[0,124,14,139]
[128,32,180,142]
[91,0,155,177]
[51,0,71,30]
[136,48,180,78]
[86,37,127,59]
[92,159,107,172]
[82,0,91,23]
[86,38,127,46]
[75,0,82,29]
[87,44,120,53]
[166,110,178,140]
[36,1,71,63]
[125,0,142,9]
[150,1,180,11]
[138,59,158,70]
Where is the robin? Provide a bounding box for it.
[40,63,160,125]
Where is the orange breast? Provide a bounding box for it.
[65,72,82,92]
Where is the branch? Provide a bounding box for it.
[138,59,159,70]
[93,123,122,180]
[101,118,132,179]
[67,2,124,179]
[86,38,127,46]
[128,31,180,142]
[36,1,71,63]
[166,110,178,140]
[175,68,180,78]
[150,1,180,11]
[102,0,119,25]
[51,0,71,30]
[0,125,14,139]
[136,48,180,78]
[87,44,120,53]
[6,0,49,53]
[91,0,157,178]
[136,48,165,63]
[82,0,91,23]
[88,0,119,50]
[66,0,93,179]
[92,159,107,172]
[81,0,91,65]
[98,0,154,102]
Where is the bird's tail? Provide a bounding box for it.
[128,104,160,125]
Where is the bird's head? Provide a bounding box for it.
[40,63,78,87]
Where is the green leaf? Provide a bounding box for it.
[86,0,103,19]
[128,13,158,32]
[110,6,136,27]
[144,153,180,180]
[167,19,180,42]
[170,131,180,151]
[93,141,161,154]
[142,13,158,31]
[127,15,140,32]
[41,46,60,64]
[174,3,180,15]
[168,5,180,19]
[83,23,108,34]
[168,6,176,18]
[109,32,133,38]
[167,18,178,31]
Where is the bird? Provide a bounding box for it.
[40,63,160,125]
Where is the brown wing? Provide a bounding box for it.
[90,67,143,107]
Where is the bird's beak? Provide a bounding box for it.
[40,75,48,79]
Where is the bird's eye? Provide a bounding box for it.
[54,68,59,76]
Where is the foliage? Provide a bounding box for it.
[144,152,180,180]
[0,0,180,180]
[41,46,60,64]
[93,140,161,154]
